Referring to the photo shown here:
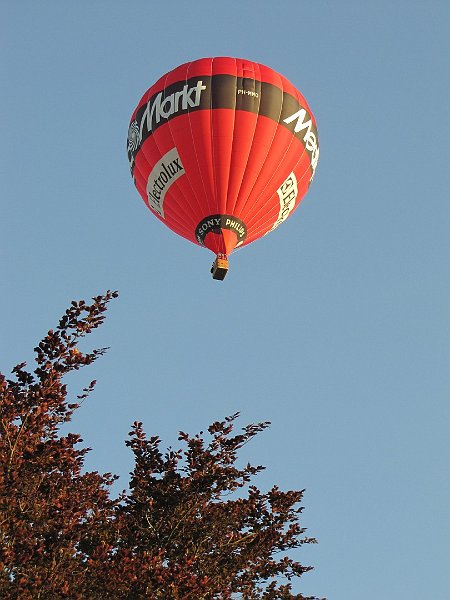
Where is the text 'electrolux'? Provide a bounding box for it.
[146,148,185,218]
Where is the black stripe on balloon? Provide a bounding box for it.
[128,75,318,178]
[195,214,247,246]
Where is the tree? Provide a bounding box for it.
[0,292,323,599]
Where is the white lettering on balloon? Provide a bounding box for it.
[146,148,185,218]
[271,172,298,231]
[283,109,319,180]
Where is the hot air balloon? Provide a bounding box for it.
[127,57,319,280]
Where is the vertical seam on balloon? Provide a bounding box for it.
[146,70,195,233]
[244,72,292,226]
[208,57,221,254]
[245,158,312,244]
[244,83,309,232]
[187,58,215,224]
[233,69,284,221]
[228,60,261,218]
[224,57,238,216]
[131,154,149,194]
[166,63,205,229]
[206,56,215,220]
[210,58,219,220]
[246,140,308,233]
[158,68,194,227]
[138,143,193,237]
[184,60,210,222]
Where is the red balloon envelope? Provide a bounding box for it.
[127,57,319,279]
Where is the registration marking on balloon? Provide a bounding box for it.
[128,75,319,183]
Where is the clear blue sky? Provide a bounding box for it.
[2,2,449,598]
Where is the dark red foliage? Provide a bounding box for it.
[0,292,323,599]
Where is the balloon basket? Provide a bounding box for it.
[211,254,229,280]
